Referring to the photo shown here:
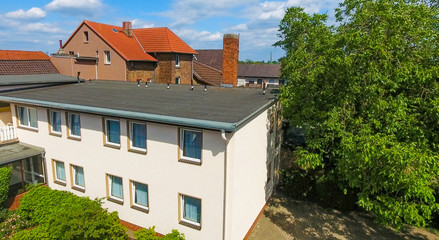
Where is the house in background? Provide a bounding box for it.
[0,49,79,197]
[237,63,284,87]
[194,36,284,88]
[0,77,282,239]
[51,20,197,84]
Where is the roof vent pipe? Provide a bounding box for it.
[145,82,148,88]
[137,79,141,87]
[263,82,266,95]
[204,85,207,92]
[77,72,81,84]
[167,83,170,89]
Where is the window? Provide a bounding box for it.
[104,51,111,64]
[69,51,75,56]
[104,118,120,147]
[23,156,45,184]
[71,165,85,191]
[175,53,180,67]
[83,31,89,42]
[17,106,38,129]
[249,79,255,84]
[179,129,202,164]
[49,110,61,135]
[107,174,123,203]
[257,79,263,84]
[129,122,146,153]
[130,180,148,211]
[268,79,275,84]
[175,77,181,84]
[67,113,81,139]
[179,194,201,229]
[53,160,66,185]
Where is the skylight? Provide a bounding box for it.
[112,29,117,33]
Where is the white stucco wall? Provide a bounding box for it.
[226,108,274,240]
[11,104,226,240]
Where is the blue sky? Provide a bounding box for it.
[0,0,341,61]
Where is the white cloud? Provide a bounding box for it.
[131,19,154,29]
[5,7,47,21]
[230,24,248,31]
[174,29,222,42]
[45,0,103,17]
[20,23,64,33]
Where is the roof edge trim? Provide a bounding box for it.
[0,96,238,132]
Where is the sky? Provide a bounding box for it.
[0,0,342,61]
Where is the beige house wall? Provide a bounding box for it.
[10,104,227,240]
[0,107,12,127]
[54,24,127,81]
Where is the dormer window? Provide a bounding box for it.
[83,31,89,43]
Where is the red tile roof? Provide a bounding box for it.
[134,27,197,54]
[195,49,223,70]
[64,21,157,62]
[0,50,50,60]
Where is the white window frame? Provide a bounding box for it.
[104,51,111,64]
[71,165,85,190]
[108,174,124,202]
[131,180,149,211]
[180,194,201,227]
[104,118,120,147]
[175,53,180,67]
[23,156,45,184]
[17,106,38,130]
[179,129,202,163]
[67,112,81,139]
[49,110,62,135]
[53,160,66,183]
[129,121,147,152]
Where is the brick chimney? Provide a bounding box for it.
[123,21,133,37]
[222,34,239,87]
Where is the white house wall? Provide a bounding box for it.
[11,104,226,240]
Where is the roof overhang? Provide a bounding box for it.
[0,142,44,165]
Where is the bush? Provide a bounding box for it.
[16,186,127,239]
[0,167,12,207]
[135,226,185,240]
[0,212,31,239]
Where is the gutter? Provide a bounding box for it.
[0,96,239,132]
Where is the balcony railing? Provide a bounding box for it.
[0,125,18,144]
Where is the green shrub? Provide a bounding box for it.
[0,167,12,207]
[0,212,31,239]
[16,186,127,239]
[135,226,185,240]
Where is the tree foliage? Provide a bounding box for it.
[135,226,185,240]
[0,167,11,208]
[15,186,127,239]
[276,0,439,229]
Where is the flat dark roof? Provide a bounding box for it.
[0,74,79,86]
[0,81,277,132]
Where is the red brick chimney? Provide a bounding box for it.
[222,34,239,87]
[123,21,133,37]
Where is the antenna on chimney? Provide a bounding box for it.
[77,72,81,84]
[137,79,141,87]
[167,83,170,89]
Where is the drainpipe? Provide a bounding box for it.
[221,129,229,240]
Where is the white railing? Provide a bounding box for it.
[0,125,18,143]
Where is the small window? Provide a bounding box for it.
[179,129,202,164]
[71,165,85,191]
[49,110,61,136]
[67,113,81,139]
[268,79,275,84]
[107,174,123,203]
[129,121,147,153]
[175,77,181,84]
[112,28,118,33]
[104,51,111,64]
[257,79,263,84]
[17,106,38,130]
[69,51,75,56]
[53,160,66,185]
[104,118,120,147]
[131,180,149,211]
[175,53,180,67]
[249,79,255,84]
[83,31,89,42]
[179,194,201,229]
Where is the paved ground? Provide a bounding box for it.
[248,193,439,240]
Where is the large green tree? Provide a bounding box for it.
[276,0,439,228]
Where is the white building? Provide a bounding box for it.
[0,81,281,240]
